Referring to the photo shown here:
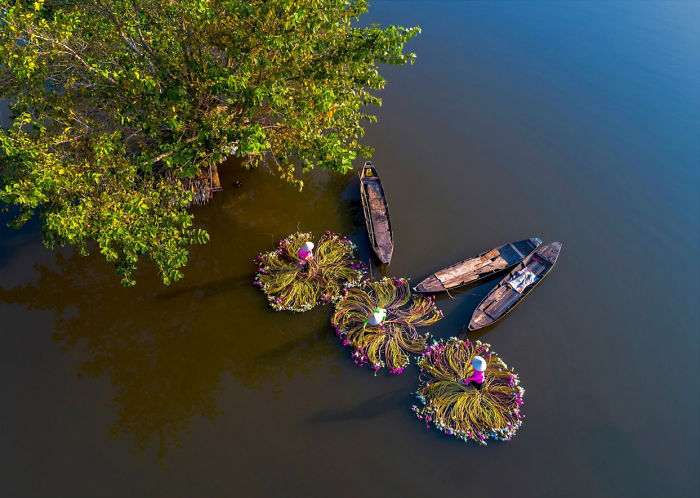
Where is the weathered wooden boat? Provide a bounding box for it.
[414,238,542,293]
[359,161,394,264]
[468,242,562,331]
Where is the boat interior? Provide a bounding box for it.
[470,244,559,328]
[360,163,393,263]
[362,166,378,178]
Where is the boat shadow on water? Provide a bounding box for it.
[411,272,503,337]
[451,267,561,341]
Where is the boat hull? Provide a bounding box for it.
[414,238,542,293]
[468,241,562,330]
[359,162,394,265]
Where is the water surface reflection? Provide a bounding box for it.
[1,2,699,496]
[1,163,361,456]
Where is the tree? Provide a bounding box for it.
[0,0,418,285]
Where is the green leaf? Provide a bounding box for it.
[0,0,418,286]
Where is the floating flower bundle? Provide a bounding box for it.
[254,231,364,312]
[331,277,443,374]
[413,338,524,445]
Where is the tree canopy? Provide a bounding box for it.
[0,0,418,285]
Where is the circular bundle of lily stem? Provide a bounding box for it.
[413,337,524,445]
[331,277,443,374]
[254,232,364,312]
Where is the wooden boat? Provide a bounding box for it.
[414,238,542,293]
[359,161,394,264]
[468,242,562,331]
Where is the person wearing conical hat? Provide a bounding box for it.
[463,355,487,390]
[366,308,387,326]
[298,241,314,260]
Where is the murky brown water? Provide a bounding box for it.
[1,2,699,497]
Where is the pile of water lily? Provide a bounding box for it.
[254,231,364,312]
[253,232,525,445]
[332,277,442,374]
[413,337,524,445]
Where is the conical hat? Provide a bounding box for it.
[472,356,487,372]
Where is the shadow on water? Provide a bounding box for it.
[0,161,366,458]
[253,328,323,362]
[2,2,699,494]
[306,387,408,424]
[404,270,505,337]
[152,274,250,301]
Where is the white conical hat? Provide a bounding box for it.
[367,308,386,326]
[300,241,314,253]
[472,356,487,371]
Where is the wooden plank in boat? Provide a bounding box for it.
[470,309,493,328]
[527,260,546,275]
[437,257,508,287]
[509,244,526,259]
[484,287,520,317]
[366,182,392,254]
[359,162,394,264]
[416,275,444,292]
[481,248,501,260]
[468,241,563,330]
[415,238,542,294]
[481,285,511,309]
[538,245,559,263]
[499,245,522,265]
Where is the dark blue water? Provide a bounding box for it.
[1,2,698,497]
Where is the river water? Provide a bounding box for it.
[1,2,698,497]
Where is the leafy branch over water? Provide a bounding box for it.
[0,0,419,284]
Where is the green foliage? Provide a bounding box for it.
[414,338,525,445]
[0,0,418,284]
[254,231,364,312]
[331,277,442,374]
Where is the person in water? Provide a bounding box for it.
[463,355,487,390]
[298,241,314,260]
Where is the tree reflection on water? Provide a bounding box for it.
[0,163,361,457]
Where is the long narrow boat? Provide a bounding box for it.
[359,161,394,264]
[468,242,562,331]
[414,238,542,293]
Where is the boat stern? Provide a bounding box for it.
[376,246,393,265]
[361,161,377,178]
[414,275,445,293]
[468,309,493,331]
